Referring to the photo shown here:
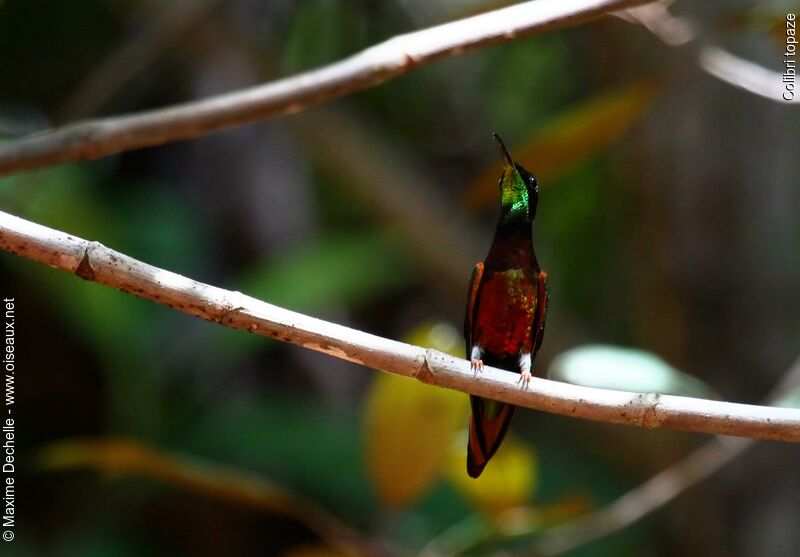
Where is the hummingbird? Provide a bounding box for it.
[464,133,549,478]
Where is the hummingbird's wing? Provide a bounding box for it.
[532,270,549,358]
[464,262,485,356]
[464,261,515,478]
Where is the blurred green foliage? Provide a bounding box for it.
[1,1,798,556]
[238,231,413,314]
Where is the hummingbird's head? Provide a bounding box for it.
[493,133,538,223]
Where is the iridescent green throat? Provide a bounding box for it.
[500,167,530,222]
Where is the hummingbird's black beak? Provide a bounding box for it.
[492,133,514,170]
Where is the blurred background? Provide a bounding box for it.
[1,0,799,555]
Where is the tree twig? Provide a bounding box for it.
[527,437,752,556]
[57,0,222,122]
[619,1,796,103]
[0,0,655,177]
[1,209,799,441]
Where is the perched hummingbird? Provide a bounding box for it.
[464,133,549,478]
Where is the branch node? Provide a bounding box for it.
[218,304,245,325]
[76,124,104,161]
[416,349,439,384]
[402,52,418,72]
[75,241,102,281]
[638,392,664,429]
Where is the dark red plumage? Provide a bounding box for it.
[464,134,548,478]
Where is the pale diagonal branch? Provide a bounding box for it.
[619,1,797,103]
[1,208,799,441]
[57,0,223,122]
[526,438,752,556]
[526,354,800,556]
[0,0,655,177]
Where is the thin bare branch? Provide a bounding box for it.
[1,209,799,441]
[0,0,655,177]
[525,356,800,556]
[696,46,791,101]
[620,1,796,103]
[527,437,752,556]
[58,0,222,121]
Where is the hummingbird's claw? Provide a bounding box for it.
[470,359,484,377]
[518,370,533,390]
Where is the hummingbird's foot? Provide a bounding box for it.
[470,359,484,377]
[518,370,533,390]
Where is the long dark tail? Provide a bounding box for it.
[467,395,516,478]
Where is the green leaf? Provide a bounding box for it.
[237,230,414,313]
[281,1,365,73]
[182,393,373,522]
[548,344,714,397]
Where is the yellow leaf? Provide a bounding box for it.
[363,322,468,509]
[463,79,660,211]
[446,433,537,516]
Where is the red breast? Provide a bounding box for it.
[473,269,537,359]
